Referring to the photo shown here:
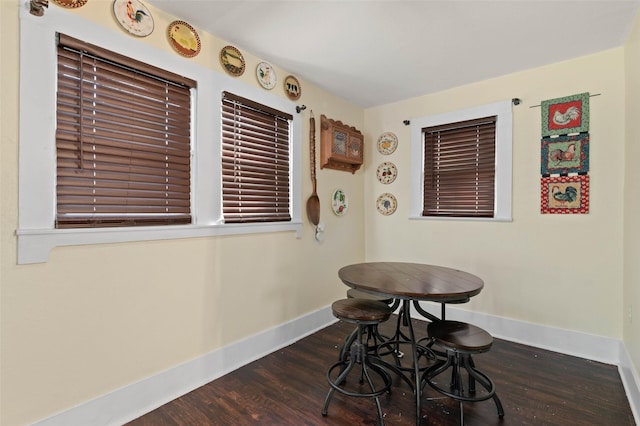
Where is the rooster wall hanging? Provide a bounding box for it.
[541,92,590,137]
[539,92,591,214]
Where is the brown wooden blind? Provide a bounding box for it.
[221,91,292,223]
[55,34,194,228]
[423,116,496,217]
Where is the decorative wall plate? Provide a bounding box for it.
[113,0,154,37]
[376,193,397,216]
[220,45,246,76]
[284,75,301,100]
[376,162,397,184]
[256,61,277,90]
[167,21,201,58]
[332,189,348,216]
[52,0,87,7]
[377,132,398,155]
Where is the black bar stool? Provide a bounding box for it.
[423,320,505,425]
[342,289,399,359]
[322,298,395,426]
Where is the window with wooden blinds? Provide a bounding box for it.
[423,116,497,217]
[221,91,293,223]
[55,34,195,228]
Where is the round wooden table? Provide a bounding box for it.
[338,261,484,302]
[337,262,485,425]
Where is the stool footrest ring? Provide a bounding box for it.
[425,357,497,402]
[325,358,392,398]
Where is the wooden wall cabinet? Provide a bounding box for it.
[320,114,363,174]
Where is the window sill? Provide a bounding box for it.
[16,222,303,264]
[408,215,513,222]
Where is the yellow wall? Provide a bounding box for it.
[364,49,625,337]
[625,7,640,387]
[2,0,638,424]
[1,1,364,424]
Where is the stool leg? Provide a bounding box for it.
[323,335,360,416]
[361,359,386,426]
[422,356,452,390]
[339,328,358,361]
[493,392,505,418]
[453,354,466,426]
[461,355,505,418]
[323,324,392,426]
[466,354,476,394]
[451,353,462,393]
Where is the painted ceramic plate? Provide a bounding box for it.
[284,75,301,100]
[376,162,397,184]
[377,132,398,155]
[168,21,201,58]
[376,193,397,216]
[332,189,348,216]
[52,0,87,7]
[256,61,277,90]
[113,0,154,37]
[220,45,246,77]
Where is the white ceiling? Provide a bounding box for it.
[147,0,640,108]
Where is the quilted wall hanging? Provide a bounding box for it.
[539,92,592,214]
[541,92,590,137]
[540,133,589,176]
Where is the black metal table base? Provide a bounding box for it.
[377,300,438,425]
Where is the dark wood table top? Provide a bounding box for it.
[338,262,484,302]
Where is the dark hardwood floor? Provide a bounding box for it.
[127,316,635,425]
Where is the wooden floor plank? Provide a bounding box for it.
[127,316,635,425]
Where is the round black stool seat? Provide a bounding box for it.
[332,298,392,323]
[429,320,493,352]
[423,321,504,425]
[322,298,394,426]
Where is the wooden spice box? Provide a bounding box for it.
[320,115,363,174]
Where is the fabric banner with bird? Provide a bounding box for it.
[540,175,589,214]
[541,133,589,176]
[541,92,590,137]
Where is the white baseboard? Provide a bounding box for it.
[412,302,621,364]
[410,301,640,425]
[32,307,337,426]
[619,344,640,424]
[33,304,639,426]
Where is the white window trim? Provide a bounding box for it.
[17,6,302,264]
[409,100,513,222]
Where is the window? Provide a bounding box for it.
[410,101,513,221]
[56,34,195,228]
[221,92,292,223]
[423,116,496,217]
[17,9,302,264]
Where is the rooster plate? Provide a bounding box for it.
[113,0,154,37]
